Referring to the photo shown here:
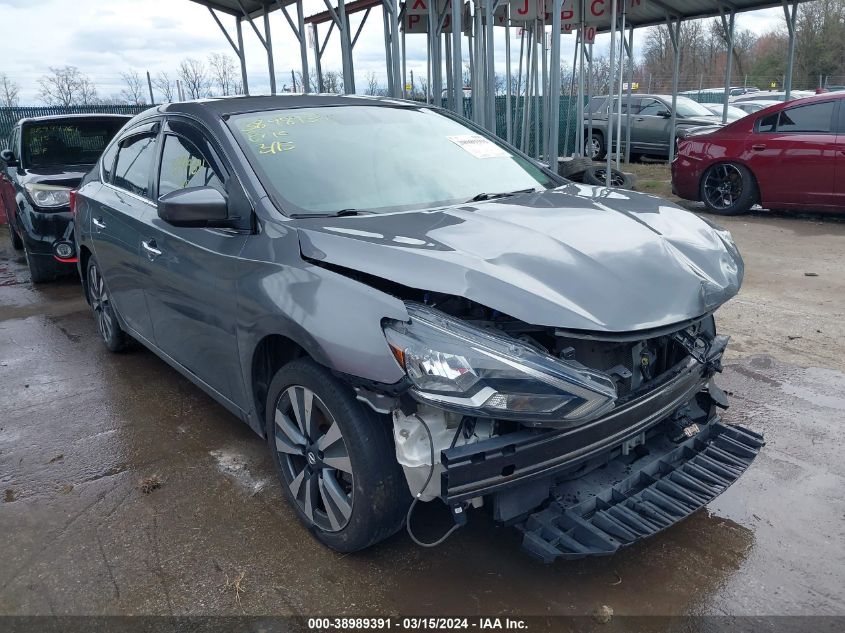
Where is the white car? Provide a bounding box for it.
[732,100,781,114]
[702,103,750,121]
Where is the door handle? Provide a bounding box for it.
[92,217,106,230]
[142,239,162,259]
[636,117,644,121]
[752,143,766,151]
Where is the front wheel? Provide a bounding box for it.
[24,244,57,284]
[586,133,606,160]
[7,223,23,251]
[86,257,129,352]
[266,358,409,552]
[700,163,757,215]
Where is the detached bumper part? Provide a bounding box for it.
[519,421,763,563]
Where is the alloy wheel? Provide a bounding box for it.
[88,263,115,343]
[703,164,744,210]
[593,168,627,187]
[273,385,354,532]
[588,137,602,159]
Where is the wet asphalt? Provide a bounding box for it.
[1,215,844,618]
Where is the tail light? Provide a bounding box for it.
[69,190,78,216]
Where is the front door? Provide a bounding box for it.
[747,99,838,209]
[139,119,248,407]
[631,98,672,154]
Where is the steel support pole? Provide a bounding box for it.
[505,10,512,143]
[783,0,797,99]
[605,0,618,186]
[587,41,593,158]
[485,0,495,132]
[576,1,585,156]
[452,0,463,113]
[563,29,579,158]
[389,0,402,98]
[236,17,249,95]
[614,4,626,169]
[313,24,324,91]
[548,0,562,163]
[428,1,442,104]
[263,8,277,94]
[521,27,532,152]
[515,27,525,140]
[533,23,540,160]
[624,24,633,163]
[402,25,407,98]
[445,37,453,108]
[382,3,394,96]
[720,7,735,123]
[338,0,355,93]
[297,1,310,92]
[541,13,548,161]
[668,16,681,164]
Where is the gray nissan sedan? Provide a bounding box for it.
[74,95,763,561]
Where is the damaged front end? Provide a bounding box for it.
[373,296,762,559]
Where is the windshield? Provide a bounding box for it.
[22,119,126,168]
[228,106,554,215]
[674,97,717,118]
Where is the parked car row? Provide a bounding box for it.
[672,91,845,215]
[1,95,761,559]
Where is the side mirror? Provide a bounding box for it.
[157,186,229,227]
[0,148,18,167]
[658,110,672,118]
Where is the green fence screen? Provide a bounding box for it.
[0,105,149,145]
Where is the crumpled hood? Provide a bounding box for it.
[295,183,743,332]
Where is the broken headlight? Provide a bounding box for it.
[383,303,617,425]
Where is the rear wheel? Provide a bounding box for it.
[586,132,606,160]
[700,163,757,215]
[86,257,129,352]
[266,358,409,552]
[583,165,634,189]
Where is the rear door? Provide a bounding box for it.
[138,118,249,407]
[746,99,838,208]
[89,122,159,342]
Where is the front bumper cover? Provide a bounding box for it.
[519,420,764,562]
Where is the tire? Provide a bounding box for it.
[700,163,757,216]
[266,358,410,553]
[586,132,606,160]
[24,244,57,284]
[7,223,23,251]
[583,165,634,189]
[86,257,129,352]
[557,156,592,179]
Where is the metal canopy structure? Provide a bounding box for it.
[191,0,816,186]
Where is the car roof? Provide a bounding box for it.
[16,113,133,126]
[151,94,419,119]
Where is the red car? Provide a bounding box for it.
[672,92,845,215]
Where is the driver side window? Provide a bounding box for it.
[158,134,224,197]
[638,99,665,116]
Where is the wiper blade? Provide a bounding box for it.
[467,188,538,202]
[290,208,367,219]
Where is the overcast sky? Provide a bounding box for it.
[0,0,785,104]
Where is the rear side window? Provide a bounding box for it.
[100,142,118,183]
[757,101,835,134]
[158,135,224,197]
[113,134,157,198]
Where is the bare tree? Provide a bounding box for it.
[1,72,20,107]
[152,71,175,102]
[365,72,380,96]
[178,58,210,99]
[37,66,98,106]
[208,53,239,96]
[120,70,147,105]
[321,70,344,94]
